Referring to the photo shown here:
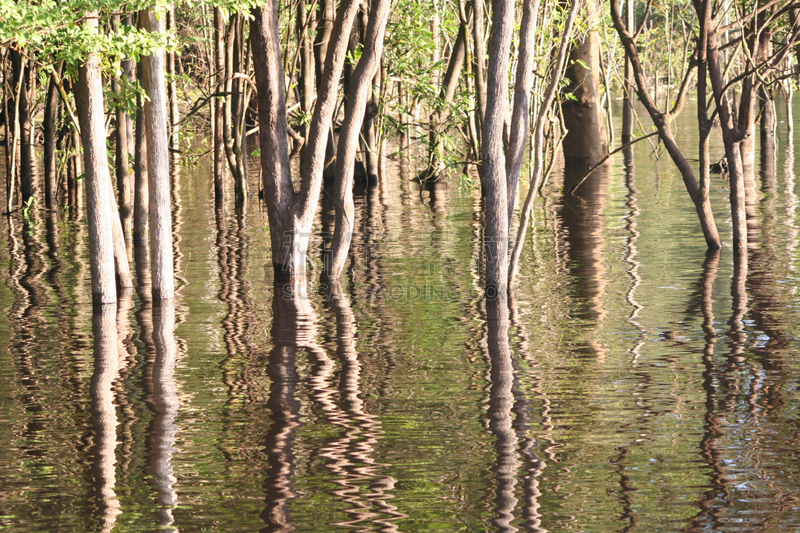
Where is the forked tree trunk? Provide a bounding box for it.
[251,0,360,280]
[483,0,515,296]
[327,0,392,280]
[140,8,176,301]
[74,15,117,304]
[508,0,579,287]
[706,19,747,249]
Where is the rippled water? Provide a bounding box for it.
[2,98,800,532]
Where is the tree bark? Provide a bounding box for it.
[214,7,226,206]
[327,0,393,280]
[251,0,360,280]
[621,0,635,144]
[140,8,176,302]
[133,90,149,246]
[43,64,61,211]
[505,0,540,224]
[483,0,515,296]
[562,0,608,167]
[612,0,721,249]
[74,16,117,304]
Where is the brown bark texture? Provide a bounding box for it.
[140,8,176,301]
[327,0,393,280]
[75,38,117,304]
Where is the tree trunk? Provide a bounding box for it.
[133,90,149,246]
[167,7,180,158]
[706,20,747,249]
[424,20,468,179]
[562,1,608,168]
[251,0,361,280]
[361,66,382,182]
[19,57,35,206]
[621,0,635,144]
[508,0,579,287]
[140,8,176,302]
[315,0,335,86]
[482,0,515,296]
[327,0,392,280]
[505,0,540,225]
[472,0,487,130]
[43,64,61,212]
[612,0,721,250]
[214,7,226,206]
[113,78,133,244]
[223,16,246,197]
[74,16,117,304]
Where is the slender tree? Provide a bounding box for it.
[327,0,393,280]
[140,7,176,301]
[74,13,118,304]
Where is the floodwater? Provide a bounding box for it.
[2,98,800,532]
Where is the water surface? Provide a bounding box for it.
[2,99,800,532]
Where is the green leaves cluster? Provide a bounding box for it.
[0,0,171,71]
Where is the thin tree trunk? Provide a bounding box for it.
[425,20,468,179]
[113,73,133,244]
[214,7,226,205]
[621,0,635,143]
[472,0,487,130]
[223,17,245,196]
[133,90,149,246]
[327,0,393,280]
[43,64,61,212]
[19,57,35,205]
[613,0,722,249]
[74,14,117,304]
[508,0,579,287]
[483,0,515,295]
[505,0,540,225]
[140,8,176,301]
[167,7,180,157]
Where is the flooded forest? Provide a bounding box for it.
[2,0,800,530]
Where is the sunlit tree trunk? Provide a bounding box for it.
[327,0,393,280]
[483,0,515,296]
[562,0,607,167]
[251,0,360,280]
[74,13,117,304]
[612,0,721,249]
[140,7,176,301]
